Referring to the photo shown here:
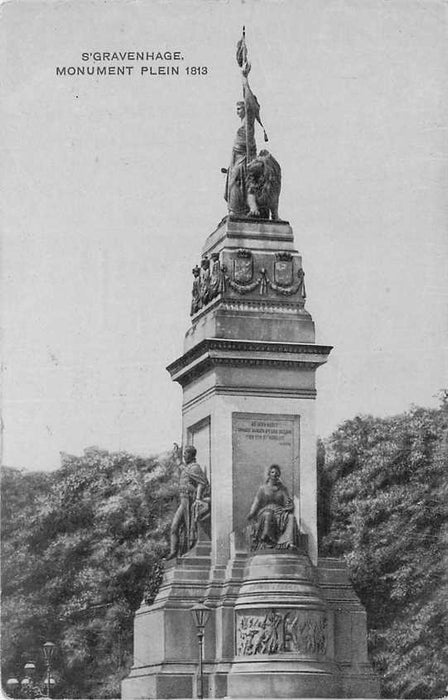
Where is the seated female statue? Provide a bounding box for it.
[247,464,298,551]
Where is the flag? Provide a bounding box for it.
[236,26,247,67]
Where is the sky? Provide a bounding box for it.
[2,0,447,472]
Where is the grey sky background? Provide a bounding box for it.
[2,0,447,472]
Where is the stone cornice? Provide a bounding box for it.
[167,338,333,387]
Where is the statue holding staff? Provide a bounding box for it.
[223,28,281,220]
[223,65,257,216]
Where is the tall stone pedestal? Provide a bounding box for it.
[122,217,380,698]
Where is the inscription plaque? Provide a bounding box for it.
[232,412,300,534]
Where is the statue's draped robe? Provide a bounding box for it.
[248,481,297,550]
[178,461,210,552]
[225,83,258,216]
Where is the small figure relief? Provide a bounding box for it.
[190,255,225,316]
[209,253,222,299]
[247,464,299,551]
[295,614,327,656]
[237,615,260,655]
[297,268,306,299]
[257,610,284,654]
[190,265,201,315]
[199,257,211,307]
[237,610,327,657]
[237,611,283,655]
[166,445,210,560]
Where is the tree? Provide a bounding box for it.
[319,404,448,698]
[1,448,178,698]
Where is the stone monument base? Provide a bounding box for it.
[122,541,380,699]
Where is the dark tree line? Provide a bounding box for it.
[318,401,448,698]
[1,448,177,698]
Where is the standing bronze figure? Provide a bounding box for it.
[167,445,210,560]
[224,61,258,217]
[224,28,281,220]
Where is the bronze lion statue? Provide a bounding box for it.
[246,150,282,221]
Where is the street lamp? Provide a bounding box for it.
[6,647,57,699]
[22,662,36,695]
[6,677,19,697]
[6,661,35,698]
[42,642,56,698]
[24,663,36,677]
[190,602,211,699]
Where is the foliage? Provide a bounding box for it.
[319,404,448,698]
[1,448,178,698]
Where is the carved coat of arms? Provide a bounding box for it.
[274,252,293,286]
[233,250,253,284]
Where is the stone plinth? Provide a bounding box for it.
[186,218,313,350]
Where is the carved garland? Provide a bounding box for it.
[190,254,306,316]
[226,269,268,295]
[225,268,304,297]
[268,275,305,296]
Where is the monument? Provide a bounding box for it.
[122,29,380,699]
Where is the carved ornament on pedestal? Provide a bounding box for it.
[189,249,306,316]
[236,609,327,657]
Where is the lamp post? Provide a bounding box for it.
[6,661,36,698]
[190,602,211,699]
[6,646,57,699]
[42,642,56,698]
[6,677,19,698]
[24,662,36,678]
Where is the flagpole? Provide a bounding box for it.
[240,27,252,167]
